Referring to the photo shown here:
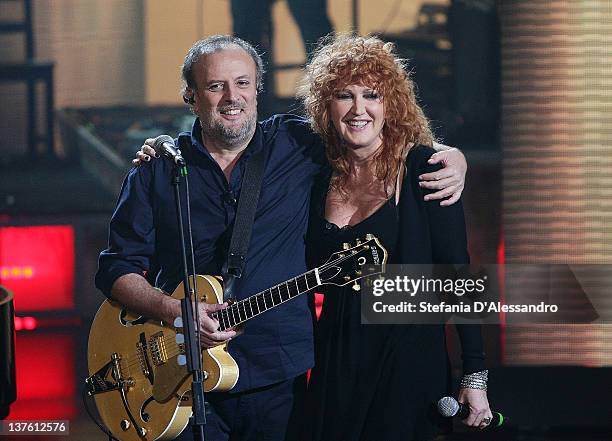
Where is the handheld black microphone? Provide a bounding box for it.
[152,135,186,166]
[437,396,506,429]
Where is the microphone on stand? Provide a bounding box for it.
[153,135,186,166]
[437,396,506,429]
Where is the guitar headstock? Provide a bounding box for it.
[318,234,387,288]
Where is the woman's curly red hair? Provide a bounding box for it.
[298,34,434,193]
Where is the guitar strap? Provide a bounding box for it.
[221,146,266,302]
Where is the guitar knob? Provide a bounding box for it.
[352,282,361,291]
[120,420,130,431]
[342,242,350,250]
[366,234,374,241]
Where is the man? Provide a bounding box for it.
[96,35,466,440]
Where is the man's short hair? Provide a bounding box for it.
[181,35,265,100]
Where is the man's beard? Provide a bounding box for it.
[200,111,257,148]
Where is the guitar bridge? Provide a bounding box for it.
[149,331,169,366]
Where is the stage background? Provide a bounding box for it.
[1,0,611,439]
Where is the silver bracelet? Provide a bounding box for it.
[460,369,488,390]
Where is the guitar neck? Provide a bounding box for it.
[212,268,321,331]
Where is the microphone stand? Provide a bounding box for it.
[171,157,207,441]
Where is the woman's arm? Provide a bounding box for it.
[417,147,493,428]
[133,139,468,205]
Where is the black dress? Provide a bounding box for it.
[305,145,485,441]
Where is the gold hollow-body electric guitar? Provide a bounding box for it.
[86,235,387,441]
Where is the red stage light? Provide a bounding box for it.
[0,225,75,312]
[314,292,324,320]
[13,316,38,331]
[8,332,77,419]
[22,316,37,330]
[498,233,506,362]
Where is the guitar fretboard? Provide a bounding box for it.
[211,269,319,330]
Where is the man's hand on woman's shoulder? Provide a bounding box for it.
[418,142,467,206]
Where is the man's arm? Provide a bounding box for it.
[110,273,179,324]
[111,273,236,348]
[419,141,467,206]
[97,165,236,348]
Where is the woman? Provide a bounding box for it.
[297,34,491,441]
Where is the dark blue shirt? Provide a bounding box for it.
[95,114,325,392]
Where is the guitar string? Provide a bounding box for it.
[119,247,374,371]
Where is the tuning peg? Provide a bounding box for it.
[366,234,374,241]
[177,354,187,366]
[175,333,184,344]
[352,282,361,291]
[174,317,183,328]
[356,238,362,245]
[343,242,350,250]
